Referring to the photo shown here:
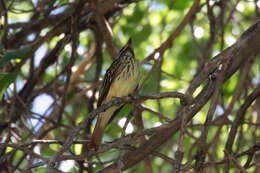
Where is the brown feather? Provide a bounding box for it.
[97,57,122,107]
[90,116,105,151]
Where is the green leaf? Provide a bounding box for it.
[140,68,159,95]
[0,72,19,100]
[126,5,144,24]
[116,104,133,118]
[42,147,55,157]
[0,46,30,67]
[36,168,46,173]
[74,144,82,155]
[13,150,24,165]
[50,144,59,150]
[172,0,191,10]
[134,24,152,44]
[0,44,4,52]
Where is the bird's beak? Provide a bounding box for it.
[125,38,133,51]
[127,38,132,45]
[118,38,134,57]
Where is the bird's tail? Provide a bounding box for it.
[90,106,119,150]
[90,117,105,151]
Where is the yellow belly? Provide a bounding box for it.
[99,63,139,127]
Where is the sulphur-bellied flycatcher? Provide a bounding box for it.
[90,38,140,150]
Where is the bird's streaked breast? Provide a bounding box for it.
[104,57,139,103]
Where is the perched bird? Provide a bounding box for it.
[90,38,140,150]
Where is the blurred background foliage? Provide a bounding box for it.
[0,0,260,172]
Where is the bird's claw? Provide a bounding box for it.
[129,93,138,100]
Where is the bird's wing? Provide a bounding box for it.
[97,39,134,106]
[97,58,122,106]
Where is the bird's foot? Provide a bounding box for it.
[129,93,138,100]
[111,96,123,101]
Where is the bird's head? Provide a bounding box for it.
[118,38,135,59]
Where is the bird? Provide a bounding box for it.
[90,38,140,150]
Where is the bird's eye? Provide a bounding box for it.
[124,50,133,57]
